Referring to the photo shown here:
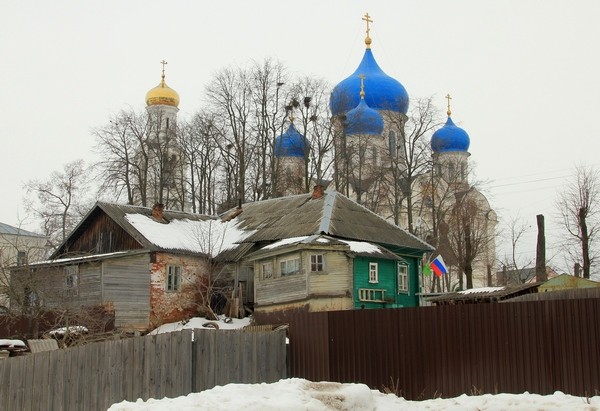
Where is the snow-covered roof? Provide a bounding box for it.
[249,234,400,261]
[125,214,253,257]
[458,286,505,295]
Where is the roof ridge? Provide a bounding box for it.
[318,190,337,233]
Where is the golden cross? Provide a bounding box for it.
[362,13,373,38]
[160,60,168,80]
[445,93,452,116]
[363,13,373,48]
[358,74,366,99]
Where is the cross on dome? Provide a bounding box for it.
[160,60,168,80]
[362,12,373,48]
[445,93,452,117]
[358,74,366,99]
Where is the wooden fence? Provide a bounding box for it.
[287,298,600,400]
[0,329,286,411]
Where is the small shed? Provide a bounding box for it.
[538,274,600,293]
[427,283,539,305]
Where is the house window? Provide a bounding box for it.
[358,288,385,302]
[280,257,300,276]
[64,266,79,296]
[261,261,274,280]
[310,254,325,272]
[17,251,27,266]
[398,263,409,293]
[369,262,378,283]
[167,265,182,291]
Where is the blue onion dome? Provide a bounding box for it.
[274,123,309,157]
[431,116,471,153]
[330,48,409,116]
[345,99,384,135]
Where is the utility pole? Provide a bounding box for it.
[535,214,547,282]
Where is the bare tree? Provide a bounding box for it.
[557,165,600,279]
[287,77,336,191]
[177,112,222,214]
[498,215,535,285]
[93,109,147,205]
[384,97,441,228]
[446,187,496,289]
[205,65,255,207]
[24,159,91,250]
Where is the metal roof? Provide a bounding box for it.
[0,222,45,238]
[232,190,432,253]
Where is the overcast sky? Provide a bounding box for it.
[2,1,599,271]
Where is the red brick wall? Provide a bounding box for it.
[149,253,210,328]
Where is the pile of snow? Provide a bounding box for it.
[149,315,252,335]
[0,339,26,348]
[108,378,600,410]
[48,325,88,336]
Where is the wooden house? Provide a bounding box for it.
[24,203,225,330]
[223,188,433,323]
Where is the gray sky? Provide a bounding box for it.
[2,1,599,271]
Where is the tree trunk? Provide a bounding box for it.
[579,207,591,279]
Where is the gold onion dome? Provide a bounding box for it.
[145,61,180,107]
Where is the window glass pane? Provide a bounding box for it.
[281,257,300,275]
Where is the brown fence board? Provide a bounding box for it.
[288,299,600,400]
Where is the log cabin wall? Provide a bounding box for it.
[63,211,143,255]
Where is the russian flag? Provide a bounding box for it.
[430,255,448,277]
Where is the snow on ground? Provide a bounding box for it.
[149,315,252,335]
[108,378,600,411]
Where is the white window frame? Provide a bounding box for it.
[398,262,409,293]
[261,261,274,280]
[369,262,378,283]
[167,265,182,291]
[280,256,301,276]
[310,254,326,272]
[64,266,79,296]
[358,288,386,302]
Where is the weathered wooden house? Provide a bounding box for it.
[222,188,433,323]
[24,203,236,330]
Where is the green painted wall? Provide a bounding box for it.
[353,255,420,309]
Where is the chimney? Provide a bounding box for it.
[312,185,325,200]
[152,203,165,220]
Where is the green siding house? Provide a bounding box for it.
[353,251,420,309]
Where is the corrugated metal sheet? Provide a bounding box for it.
[287,299,600,399]
[27,339,58,353]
